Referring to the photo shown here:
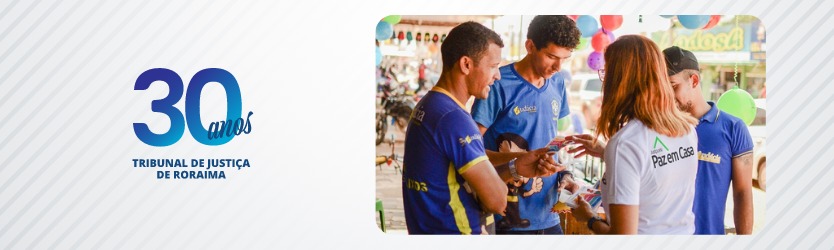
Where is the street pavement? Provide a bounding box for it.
[375,124,407,233]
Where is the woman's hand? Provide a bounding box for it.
[566,134,606,159]
[570,196,596,223]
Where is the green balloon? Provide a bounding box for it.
[716,87,756,125]
[383,15,402,25]
[557,116,571,132]
[577,37,590,50]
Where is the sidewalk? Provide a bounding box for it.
[375,124,407,232]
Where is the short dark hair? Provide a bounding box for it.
[441,21,504,71]
[527,15,581,50]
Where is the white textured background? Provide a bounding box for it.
[0,0,828,248]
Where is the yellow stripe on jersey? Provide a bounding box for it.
[447,163,472,234]
[431,87,467,111]
[458,156,487,174]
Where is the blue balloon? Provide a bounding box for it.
[677,15,711,29]
[375,46,383,66]
[577,15,599,38]
[376,21,393,41]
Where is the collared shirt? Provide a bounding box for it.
[402,87,488,234]
[692,101,754,235]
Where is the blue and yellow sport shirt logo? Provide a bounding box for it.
[698,151,722,164]
[458,134,483,147]
[513,105,537,115]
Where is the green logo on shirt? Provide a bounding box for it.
[653,136,669,151]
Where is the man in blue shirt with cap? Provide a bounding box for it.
[663,46,754,235]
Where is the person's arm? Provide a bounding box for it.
[485,150,526,166]
[460,160,508,216]
[492,148,562,182]
[572,138,641,234]
[731,153,754,234]
[729,121,755,234]
[572,199,638,235]
[462,153,560,216]
[477,124,564,174]
[606,204,639,234]
[478,124,526,166]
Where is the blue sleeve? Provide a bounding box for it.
[471,83,502,129]
[436,110,488,173]
[731,120,754,157]
[558,78,571,119]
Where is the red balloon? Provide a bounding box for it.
[568,15,579,21]
[591,31,611,52]
[702,15,721,30]
[600,15,623,31]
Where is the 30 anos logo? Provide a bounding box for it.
[134,68,253,147]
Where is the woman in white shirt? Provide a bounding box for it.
[565,35,699,234]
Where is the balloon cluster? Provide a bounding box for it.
[575,15,623,70]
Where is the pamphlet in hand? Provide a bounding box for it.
[547,136,571,152]
[557,181,602,210]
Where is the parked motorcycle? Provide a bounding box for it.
[376,83,416,145]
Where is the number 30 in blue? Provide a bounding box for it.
[134,68,242,146]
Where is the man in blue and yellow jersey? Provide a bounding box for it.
[403,21,561,235]
[664,46,754,235]
[472,15,580,235]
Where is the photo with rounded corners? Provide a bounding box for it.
[374,15,766,235]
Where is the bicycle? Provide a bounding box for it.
[375,134,403,174]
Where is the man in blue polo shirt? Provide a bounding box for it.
[471,15,580,235]
[402,22,560,235]
[664,46,754,235]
